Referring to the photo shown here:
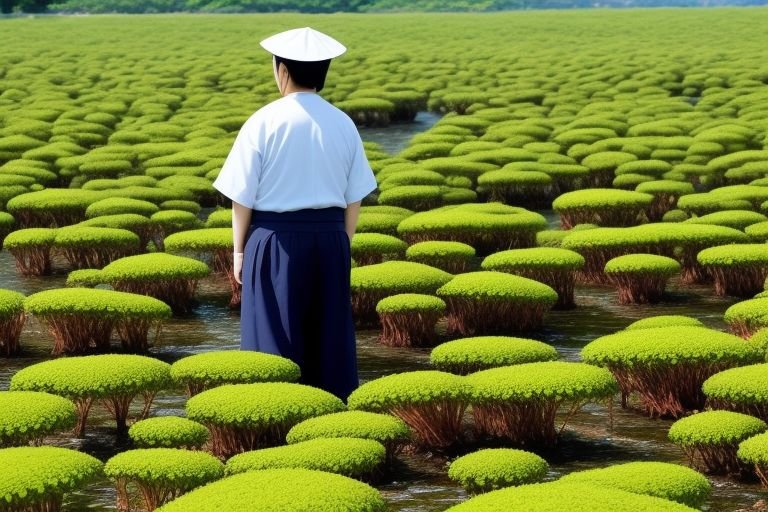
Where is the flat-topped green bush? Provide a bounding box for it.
[79,213,155,248]
[350,233,408,265]
[677,194,753,216]
[0,211,14,244]
[725,297,768,338]
[613,173,654,189]
[11,354,171,435]
[635,180,695,221]
[738,432,768,486]
[348,370,471,450]
[0,391,76,447]
[685,210,767,232]
[535,224,597,248]
[419,157,498,183]
[286,411,411,460]
[155,468,386,512]
[444,482,697,511]
[481,247,584,309]
[581,326,762,418]
[186,382,345,458]
[436,271,557,335]
[85,197,160,218]
[477,169,553,208]
[226,437,386,480]
[24,288,171,354]
[552,189,653,229]
[466,361,616,446]
[0,289,25,356]
[107,186,195,205]
[377,185,443,211]
[204,208,231,228]
[746,221,768,242]
[448,448,549,494]
[150,210,202,248]
[158,175,218,206]
[703,364,768,421]
[625,315,704,330]
[160,200,201,214]
[0,446,103,512]
[53,226,140,269]
[100,253,209,315]
[559,461,711,508]
[379,169,445,191]
[350,261,452,325]
[5,188,104,228]
[2,227,56,276]
[337,97,395,126]
[65,268,104,288]
[698,244,768,297]
[105,448,224,512]
[405,240,475,273]
[669,410,767,474]
[375,293,445,347]
[430,336,559,375]
[129,416,210,449]
[356,206,413,236]
[170,350,300,396]
[397,203,547,255]
[580,151,637,187]
[604,253,680,304]
[0,185,28,211]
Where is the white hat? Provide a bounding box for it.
[260,27,346,62]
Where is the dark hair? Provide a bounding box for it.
[275,56,332,93]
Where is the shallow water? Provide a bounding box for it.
[0,122,764,511]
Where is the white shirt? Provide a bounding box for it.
[213,92,377,212]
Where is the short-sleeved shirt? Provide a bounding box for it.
[213,91,377,212]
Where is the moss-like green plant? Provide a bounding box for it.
[580,151,638,187]
[745,220,768,242]
[581,326,762,418]
[2,227,56,276]
[604,253,680,304]
[10,354,171,435]
[481,248,584,309]
[150,210,202,249]
[160,200,201,214]
[635,180,695,221]
[377,185,442,211]
[186,382,345,458]
[725,297,768,338]
[375,293,445,347]
[430,336,559,375]
[405,240,475,273]
[155,468,386,512]
[685,210,767,231]
[0,211,14,245]
[170,350,300,396]
[698,244,768,297]
[65,268,105,288]
[79,213,155,249]
[128,417,210,449]
[105,448,224,512]
[477,169,553,208]
[356,206,413,236]
[436,271,557,335]
[703,364,768,421]
[347,371,471,450]
[226,437,386,480]
[85,197,160,218]
[337,97,395,127]
[669,410,767,474]
[100,253,209,315]
[0,446,103,512]
[448,448,549,494]
[53,226,140,269]
[0,289,26,356]
[286,411,411,460]
[0,391,76,447]
[559,461,711,508]
[625,315,704,330]
[552,189,653,229]
[5,189,104,228]
[350,261,452,325]
[738,431,768,486]
[444,482,696,511]
[466,361,617,446]
[397,203,547,255]
[24,288,171,354]
[350,233,408,265]
[204,208,231,228]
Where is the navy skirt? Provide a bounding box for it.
[240,207,358,400]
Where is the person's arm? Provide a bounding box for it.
[344,201,362,241]
[232,201,252,284]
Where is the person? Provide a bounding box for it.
[212,27,377,400]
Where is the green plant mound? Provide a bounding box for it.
[685,210,768,231]
[481,247,585,272]
[604,253,680,304]
[226,437,386,479]
[350,233,408,265]
[356,206,413,236]
[53,226,140,269]
[559,462,711,508]
[186,382,346,458]
[375,293,446,315]
[85,197,160,218]
[375,293,446,347]
[65,268,104,288]
[78,213,154,245]
[604,253,681,275]
[582,326,762,418]
[436,271,558,334]
[702,364,768,420]
[164,228,233,253]
[737,432,768,485]
[725,298,768,338]
[155,468,386,512]
[10,354,171,435]
[204,209,232,228]
[170,350,301,396]
[0,446,103,511]
[2,227,57,276]
[746,221,768,242]
[5,188,104,227]
[286,411,410,456]
[105,448,224,511]
[128,416,210,449]
[552,189,653,228]
[448,448,549,494]
[0,288,26,356]
[669,410,767,475]
[466,361,617,445]
[698,244,768,297]
[444,482,697,511]
[0,391,77,447]
[625,316,705,330]
[430,336,559,375]
[405,240,476,273]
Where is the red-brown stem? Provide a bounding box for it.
[115,319,162,353]
[559,207,645,230]
[112,279,199,315]
[205,424,290,459]
[443,298,549,335]
[680,443,744,475]
[58,247,137,270]
[74,397,94,437]
[378,311,441,347]
[706,399,768,423]
[646,193,678,222]
[755,465,768,487]
[391,401,467,450]
[607,274,669,304]
[101,395,135,434]
[472,400,567,447]
[0,312,26,356]
[41,315,114,355]
[512,269,576,309]
[212,249,241,308]
[9,247,52,276]
[708,266,768,298]
[727,320,758,339]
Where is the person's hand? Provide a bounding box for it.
[234,252,244,285]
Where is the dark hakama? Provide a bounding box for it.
[240,207,358,400]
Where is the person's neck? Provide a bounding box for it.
[283,83,316,95]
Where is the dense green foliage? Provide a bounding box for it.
[625,315,704,330]
[668,410,767,448]
[128,416,210,449]
[348,370,471,411]
[430,336,559,374]
[448,448,549,494]
[286,411,411,450]
[702,364,768,418]
[0,390,77,447]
